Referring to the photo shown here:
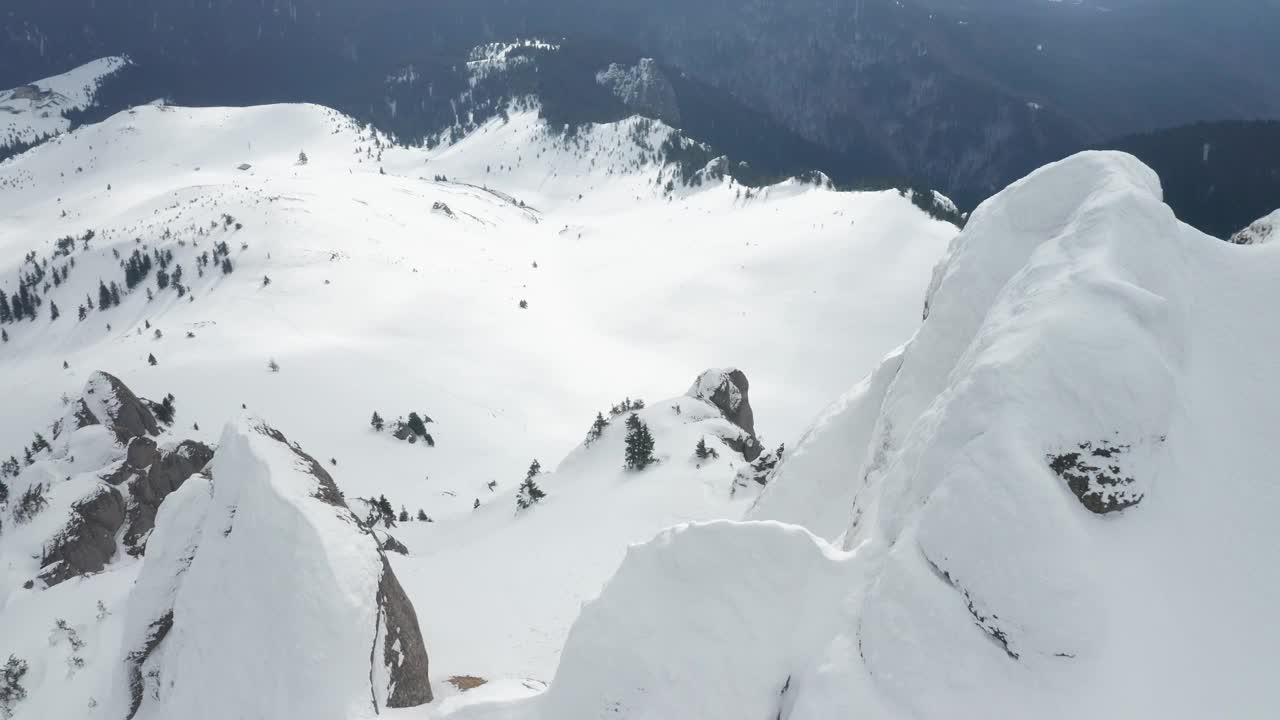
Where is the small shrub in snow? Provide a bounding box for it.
[13,484,47,524]
[1,655,29,719]
[694,437,719,461]
[370,411,385,432]
[585,412,609,444]
[609,397,645,416]
[147,353,157,366]
[268,358,280,373]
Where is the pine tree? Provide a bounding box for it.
[155,396,175,424]
[587,411,608,442]
[516,459,546,510]
[473,498,481,510]
[398,507,409,523]
[262,275,271,287]
[110,282,121,306]
[221,257,233,274]
[1,329,7,343]
[416,509,429,522]
[624,414,656,470]
[695,437,710,459]
[268,358,280,373]
[77,305,87,321]
[0,290,10,323]
[370,411,385,432]
[376,495,395,527]
[49,301,59,321]
[98,281,111,309]
[147,353,157,366]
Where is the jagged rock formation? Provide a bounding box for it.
[35,372,203,587]
[118,418,432,719]
[37,484,125,586]
[80,371,161,443]
[687,368,761,460]
[595,58,681,127]
[120,440,216,550]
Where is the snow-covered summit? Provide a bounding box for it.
[445,150,1280,719]
[0,56,129,153]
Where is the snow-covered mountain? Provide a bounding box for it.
[5,51,1276,720]
[445,151,1280,719]
[0,56,956,718]
[0,57,128,157]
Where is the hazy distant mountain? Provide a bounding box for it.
[1,0,1276,206]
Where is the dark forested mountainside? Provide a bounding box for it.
[3,0,1277,212]
[1096,120,1280,240]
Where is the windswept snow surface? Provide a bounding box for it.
[0,75,955,717]
[445,151,1280,719]
[0,56,129,151]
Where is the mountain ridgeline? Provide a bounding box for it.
[4,0,1277,227]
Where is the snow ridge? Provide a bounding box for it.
[442,151,1280,719]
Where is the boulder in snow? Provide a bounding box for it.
[687,368,761,460]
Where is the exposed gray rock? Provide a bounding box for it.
[252,424,346,507]
[379,533,410,555]
[127,436,158,469]
[1229,209,1280,245]
[125,612,174,720]
[687,368,762,460]
[378,554,433,706]
[596,58,681,126]
[38,484,126,586]
[82,371,160,444]
[243,421,432,706]
[1047,439,1149,514]
[123,440,215,550]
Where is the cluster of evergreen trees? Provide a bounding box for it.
[623,413,656,470]
[123,248,154,289]
[370,410,435,446]
[609,397,645,416]
[0,286,39,324]
[365,493,432,527]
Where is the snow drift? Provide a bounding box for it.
[442,151,1280,719]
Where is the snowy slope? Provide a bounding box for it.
[0,100,952,528]
[0,57,959,719]
[445,151,1280,719]
[0,56,128,151]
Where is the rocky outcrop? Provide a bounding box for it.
[38,484,126,586]
[123,440,215,550]
[377,555,433,707]
[687,368,761,460]
[1229,209,1280,245]
[595,58,681,126]
[82,371,160,443]
[119,418,433,717]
